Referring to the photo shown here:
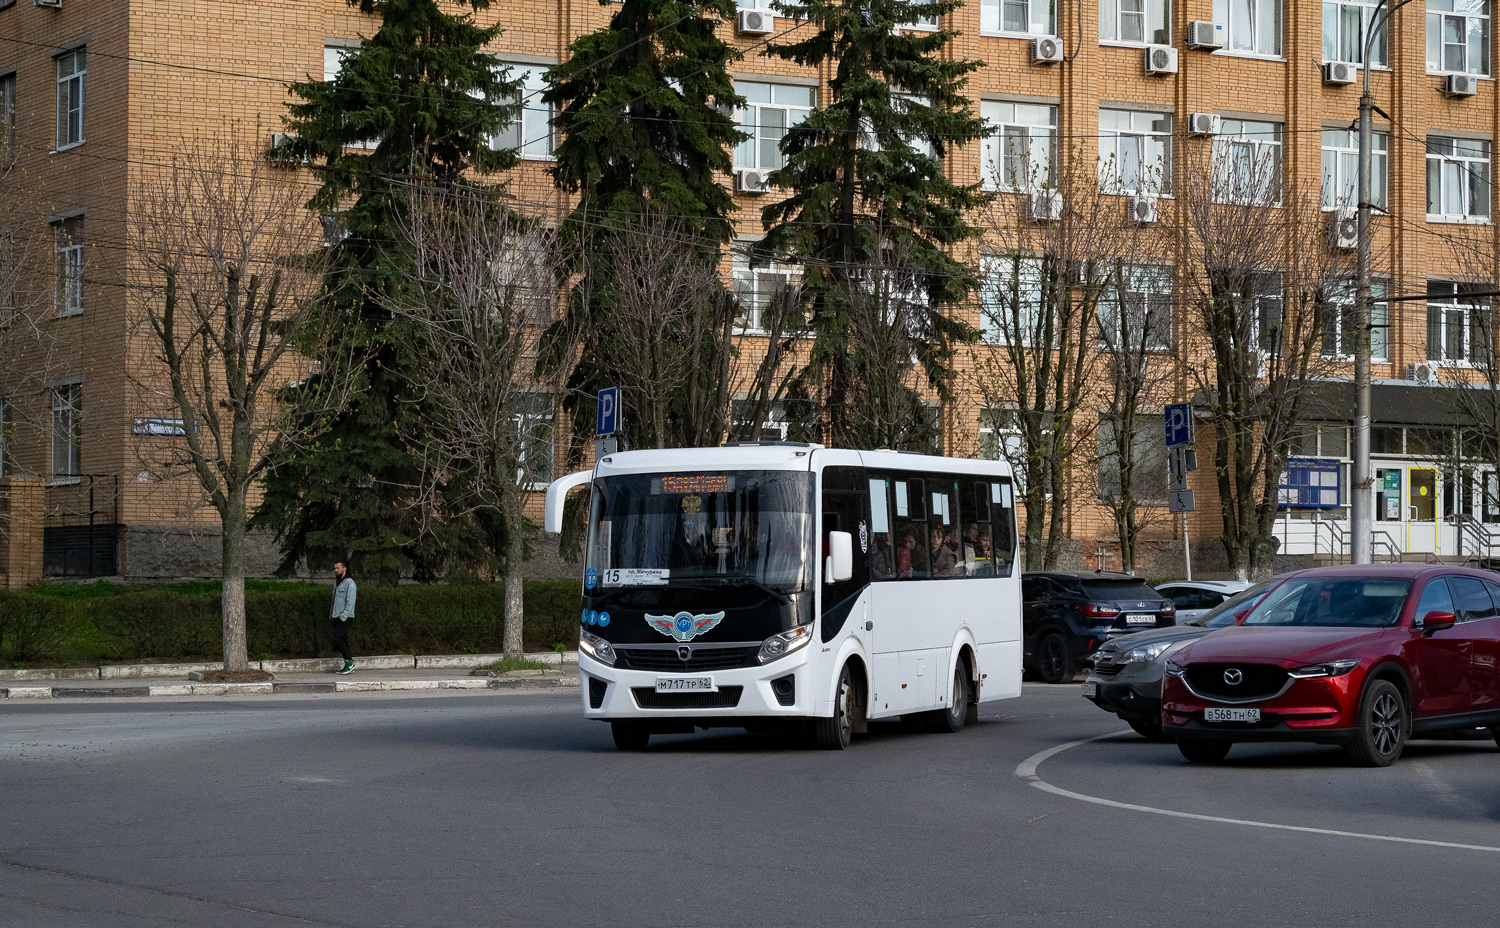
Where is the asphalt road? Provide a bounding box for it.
[2,685,1497,928]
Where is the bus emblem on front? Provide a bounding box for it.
[646,611,725,642]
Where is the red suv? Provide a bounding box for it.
[1161,564,1500,767]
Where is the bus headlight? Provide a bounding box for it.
[757,624,813,664]
[579,629,617,666]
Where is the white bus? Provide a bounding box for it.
[544,443,1022,750]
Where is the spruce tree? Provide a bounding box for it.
[543,0,746,452]
[760,0,988,447]
[254,0,520,581]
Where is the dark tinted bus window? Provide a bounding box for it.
[991,479,1017,578]
[929,478,958,579]
[868,475,895,581]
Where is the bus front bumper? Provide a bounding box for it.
[579,650,819,721]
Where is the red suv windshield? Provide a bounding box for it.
[1241,577,1411,628]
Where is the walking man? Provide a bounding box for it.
[331,562,357,674]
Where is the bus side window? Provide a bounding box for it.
[967,481,994,576]
[991,480,1017,578]
[868,476,894,580]
[893,478,928,579]
[928,481,959,580]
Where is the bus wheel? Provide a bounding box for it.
[611,721,650,751]
[813,664,857,750]
[1035,633,1072,684]
[932,665,968,733]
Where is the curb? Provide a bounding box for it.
[0,651,581,683]
[1,675,580,700]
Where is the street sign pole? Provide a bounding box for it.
[596,387,621,460]
[1165,403,1197,580]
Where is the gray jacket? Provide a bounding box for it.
[331,577,357,621]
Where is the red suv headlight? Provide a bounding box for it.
[1287,659,1361,679]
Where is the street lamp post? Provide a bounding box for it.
[1351,1,1407,564]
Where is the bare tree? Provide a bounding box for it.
[130,137,357,671]
[728,260,810,444]
[1171,139,1347,578]
[0,153,62,480]
[392,187,572,657]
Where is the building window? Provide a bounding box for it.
[1324,0,1389,65]
[1099,264,1173,351]
[1214,0,1282,56]
[53,217,83,317]
[1097,414,1168,503]
[980,254,1047,344]
[55,48,85,149]
[490,65,554,160]
[1213,119,1282,206]
[52,382,81,479]
[979,101,1056,191]
[1100,0,1171,44]
[733,82,815,172]
[1428,280,1494,365]
[732,399,790,442]
[981,0,1057,35]
[1426,137,1491,222]
[1,72,15,165]
[324,44,378,150]
[732,252,800,332]
[516,394,554,487]
[1427,0,1491,75]
[0,231,15,326]
[1318,278,1389,361]
[1098,109,1171,195]
[1322,128,1387,211]
[896,0,939,28]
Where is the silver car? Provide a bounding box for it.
[1082,579,1280,740]
[1154,579,1252,624]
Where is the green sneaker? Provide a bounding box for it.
[337,660,354,675]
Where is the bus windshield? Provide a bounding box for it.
[586,471,814,593]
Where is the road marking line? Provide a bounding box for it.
[1015,732,1500,854]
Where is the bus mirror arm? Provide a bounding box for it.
[543,470,594,534]
[826,531,853,584]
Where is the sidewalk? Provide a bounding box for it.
[0,653,581,700]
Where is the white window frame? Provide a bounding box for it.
[1213,119,1282,206]
[1324,0,1389,66]
[324,45,378,150]
[1428,281,1494,366]
[980,253,1048,345]
[1426,136,1492,223]
[1099,264,1173,351]
[1427,0,1491,75]
[1100,0,1172,45]
[1097,413,1169,503]
[732,398,791,442]
[1213,0,1283,58]
[979,100,1056,192]
[1098,109,1172,196]
[55,48,85,150]
[491,65,554,160]
[1322,128,1387,211]
[51,381,81,481]
[733,81,816,172]
[515,393,555,489]
[895,0,940,29]
[980,0,1057,36]
[732,251,801,333]
[53,217,83,317]
[1319,278,1389,361]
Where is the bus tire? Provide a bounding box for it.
[1035,633,1072,684]
[611,721,650,751]
[812,664,857,750]
[931,665,968,734]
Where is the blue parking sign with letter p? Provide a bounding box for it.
[597,387,619,437]
[1164,403,1193,447]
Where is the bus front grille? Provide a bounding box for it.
[631,686,744,710]
[616,647,760,672]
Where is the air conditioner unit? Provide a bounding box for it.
[1322,61,1357,86]
[1187,113,1222,137]
[1144,45,1178,76]
[35,0,63,8]
[736,9,775,36]
[1407,362,1439,384]
[1445,74,1479,97]
[736,169,770,194]
[1128,196,1159,224]
[1027,190,1062,221]
[1185,20,1224,50]
[1030,37,1064,65]
[1328,209,1359,250]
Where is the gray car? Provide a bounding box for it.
[1082,578,1280,740]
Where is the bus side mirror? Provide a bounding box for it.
[543,470,593,534]
[826,531,853,584]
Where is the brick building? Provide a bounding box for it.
[1,0,1497,581]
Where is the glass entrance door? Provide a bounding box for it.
[1407,467,1439,552]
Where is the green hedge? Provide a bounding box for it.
[0,579,583,665]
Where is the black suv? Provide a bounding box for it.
[1022,572,1176,684]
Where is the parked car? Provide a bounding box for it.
[1084,579,1281,740]
[1155,579,1253,624]
[1022,572,1176,684]
[1162,564,1500,767]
